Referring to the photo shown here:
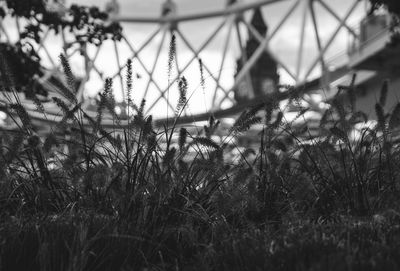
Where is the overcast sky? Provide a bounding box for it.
[54,0,368,115]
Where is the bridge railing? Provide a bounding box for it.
[347,12,391,55]
[0,0,371,124]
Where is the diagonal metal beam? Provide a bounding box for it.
[309,0,328,87]
[36,28,51,53]
[147,27,235,113]
[122,35,176,113]
[76,44,103,102]
[142,25,168,100]
[234,17,255,101]
[93,27,174,111]
[163,20,229,91]
[176,28,232,98]
[145,19,233,113]
[266,0,301,41]
[175,29,230,95]
[218,1,300,105]
[115,0,288,24]
[110,27,162,80]
[317,0,359,38]
[301,0,360,83]
[229,0,299,88]
[296,0,309,81]
[113,40,125,100]
[211,17,234,109]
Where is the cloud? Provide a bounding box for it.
[8,0,369,114]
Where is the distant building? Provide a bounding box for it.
[45,0,67,15]
[341,12,400,118]
[234,8,279,103]
[105,0,120,18]
[161,0,177,17]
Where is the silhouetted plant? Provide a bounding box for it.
[2,50,400,271]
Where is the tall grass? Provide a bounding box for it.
[1,54,400,270]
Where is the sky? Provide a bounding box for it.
[2,0,369,117]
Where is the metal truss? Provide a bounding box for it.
[0,0,368,120]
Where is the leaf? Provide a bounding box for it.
[330,126,347,141]
[347,73,357,111]
[319,109,331,127]
[248,102,265,117]
[137,99,146,120]
[389,103,400,130]
[349,111,368,124]
[175,76,187,114]
[99,129,122,150]
[295,124,308,136]
[379,80,389,106]
[178,128,187,152]
[242,148,256,157]
[209,115,215,128]
[271,111,283,129]
[294,107,309,121]
[167,32,176,79]
[52,97,69,114]
[96,78,114,128]
[332,98,346,125]
[44,133,58,153]
[272,139,287,152]
[198,58,205,89]
[126,58,133,105]
[59,54,78,104]
[205,115,220,138]
[230,108,262,134]
[232,167,253,184]
[147,133,157,151]
[375,103,386,131]
[265,98,279,124]
[32,95,45,115]
[163,147,176,166]
[10,103,31,129]
[143,115,153,136]
[191,137,219,150]
[59,102,81,126]
[4,132,24,163]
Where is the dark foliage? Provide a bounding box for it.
[0,42,45,97]
[1,44,400,270]
[0,0,123,98]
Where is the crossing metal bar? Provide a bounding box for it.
[122,36,176,113]
[218,11,298,106]
[301,0,360,82]
[146,27,235,113]
[109,26,162,81]
[115,0,287,24]
[145,19,231,113]
[309,0,328,88]
[0,0,371,122]
[228,0,299,91]
[211,17,234,109]
[296,0,309,82]
[174,28,232,99]
[317,0,359,38]
[113,40,125,100]
[142,25,168,100]
[235,18,255,102]
[36,28,51,53]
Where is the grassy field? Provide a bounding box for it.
[1,56,400,270]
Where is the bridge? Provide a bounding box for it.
[0,0,398,134]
